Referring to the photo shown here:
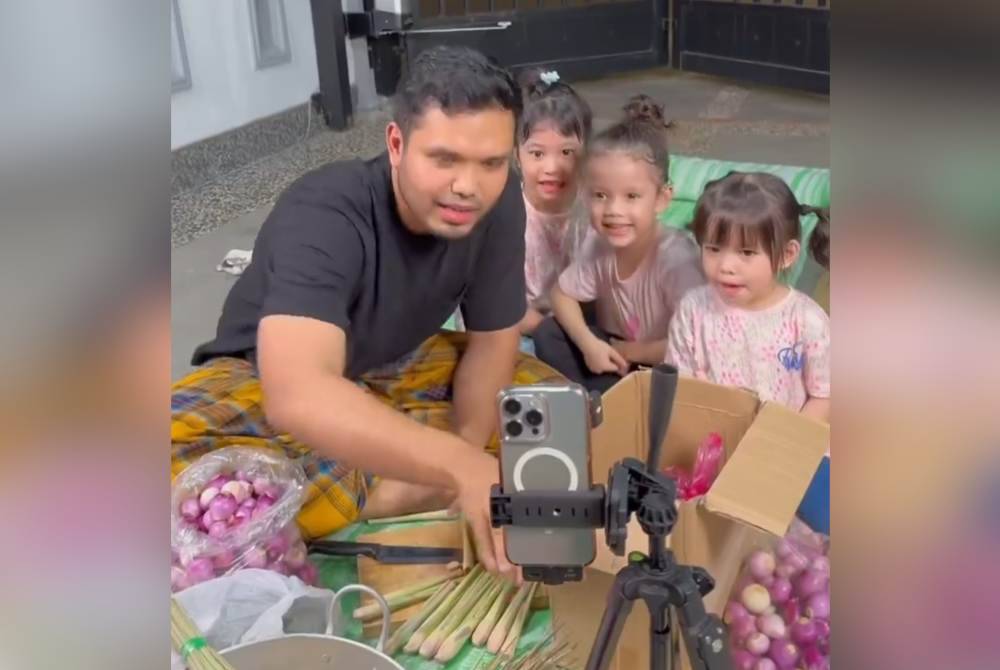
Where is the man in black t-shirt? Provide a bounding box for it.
[172,46,560,578]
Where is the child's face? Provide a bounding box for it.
[517,122,583,210]
[701,237,800,308]
[586,152,670,250]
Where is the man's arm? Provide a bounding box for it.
[453,175,526,446]
[257,314,511,574]
[452,326,520,447]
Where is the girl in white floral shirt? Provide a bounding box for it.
[665,171,831,423]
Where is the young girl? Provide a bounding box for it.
[665,171,831,423]
[516,69,593,336]
[451,70,591,345]
[535,95,705,393]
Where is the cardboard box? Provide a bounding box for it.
[550,370,828,670]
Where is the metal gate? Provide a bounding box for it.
[672,0,830,93]
[406,0,665,79]
[360,0,667,94]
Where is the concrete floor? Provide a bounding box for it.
[171,69,829,380]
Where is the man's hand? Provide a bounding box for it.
[582,338,629,376]
[451,450,519,581]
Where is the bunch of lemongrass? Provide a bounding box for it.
[391,563,565,665]
[404,564,485,654]
[171,598,236,670]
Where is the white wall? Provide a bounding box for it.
[170,0,321,149]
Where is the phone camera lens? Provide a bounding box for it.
[503,398,522,416]
[505,420,523,437]
[524,409,543,427]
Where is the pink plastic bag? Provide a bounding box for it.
[662,432,725,500]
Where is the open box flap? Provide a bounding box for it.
[622,371,760,469]
[704,402,829,536]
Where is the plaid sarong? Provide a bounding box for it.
[171,331,563,539]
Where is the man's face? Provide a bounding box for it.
[387,105,515,239]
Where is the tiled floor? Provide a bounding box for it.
[171,69,829,379]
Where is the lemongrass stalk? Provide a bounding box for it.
[498,582,536,658]
[534,643,575,670]
[472,579,516,646]
[419,571,496,658]
[365,509,457,524]
[434,578,506,662]
[352,569,460,620]
[385,580,457,656]
[354,582,440,622]
[519,635,573,670]
[486,582,534,654]
[404,564,482,654]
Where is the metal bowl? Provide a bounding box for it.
[221,584,404,670]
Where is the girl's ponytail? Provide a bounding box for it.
[801,205,830,270]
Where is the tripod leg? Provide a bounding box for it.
[585,566,638,670]
[649,605,672,670]
[673,576,729,670]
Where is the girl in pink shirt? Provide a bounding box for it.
[665,171,831,423]
[515,70,593,336]
[535,95,705,393]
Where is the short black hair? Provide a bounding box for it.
[392,46,521,134]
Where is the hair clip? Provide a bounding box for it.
[539,70,560,86]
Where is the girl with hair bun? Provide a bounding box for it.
[535,95,705,393]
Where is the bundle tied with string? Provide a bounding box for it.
[171,598,236,670]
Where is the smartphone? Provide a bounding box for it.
[497,382,597,569]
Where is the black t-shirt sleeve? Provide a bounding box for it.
[258,201,365,332]
[460,177,527,331]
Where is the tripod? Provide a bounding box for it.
[490,365,732,670]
